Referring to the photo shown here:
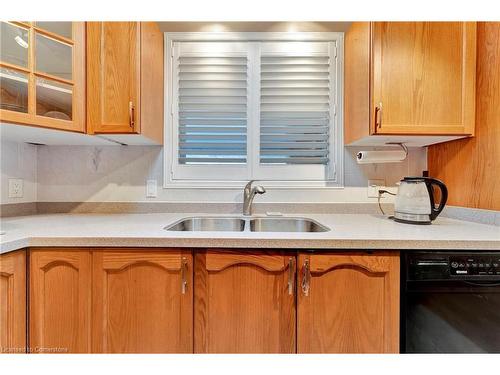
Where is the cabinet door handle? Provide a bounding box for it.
[301,258,310,296]
[287,257,295,296]
[181,257,188,294]
[374,102,383,129]
[129,101,135,128]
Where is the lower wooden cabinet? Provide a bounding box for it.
[21,248,399,354]
[194,251,296,353]
[30,249,92,353]
[92,250,193,353]
[0,250,26,353]
[297,252,400,353]
[28,248,192,353]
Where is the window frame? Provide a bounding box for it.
[164,32,344,189]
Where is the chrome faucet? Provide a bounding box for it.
[243,180,266,216]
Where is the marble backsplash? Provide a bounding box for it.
[33,144,427,203]
[2,139,426,206]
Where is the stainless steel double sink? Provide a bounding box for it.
[165,216,329,233]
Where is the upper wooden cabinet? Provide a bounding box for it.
[86,22,164,145]
[0,250,26,354]
[345,22,477,145]
[92,250,193,353]
[297,252,400,353]
[194,251,296,353]
[0,22,86,132]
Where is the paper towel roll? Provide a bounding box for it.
[356,150,407,164]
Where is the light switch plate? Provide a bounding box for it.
[8,178,23,198]
[146,179,158,198]
[367,179,385,198]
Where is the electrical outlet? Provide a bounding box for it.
[146,179,158,198]
[367,179,385,198]
[8,178,23,198]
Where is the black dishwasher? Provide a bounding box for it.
[402,251,500,353]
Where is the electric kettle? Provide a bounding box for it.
[393,177,448,224]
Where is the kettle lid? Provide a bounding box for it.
[401,176,425,183]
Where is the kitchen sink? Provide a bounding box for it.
[249,217,329,233]
[165,216,329,233]
[165,217,245,232]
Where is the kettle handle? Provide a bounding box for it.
[424,178,448,221]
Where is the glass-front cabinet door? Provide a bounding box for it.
[0,22,85,132]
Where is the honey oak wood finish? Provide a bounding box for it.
[92,250,193,353]
[345,22,476,144]
[372,22,476,135]
[86,22,163,144]
[0,22,86,132]
[297,252,400,353]
[139,22,164,144]
[0,250,26,353]
[428,22,500,211]
[345,22,371,145]
[87,22,139,134]
[29,249,91,353]
[194,251,296,353]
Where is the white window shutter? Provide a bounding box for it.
[167,37,342,186]
[176,47,248,164]
[259,42,332,165]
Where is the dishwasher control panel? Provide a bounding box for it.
[407,252,500,280]
[449,256,500,276]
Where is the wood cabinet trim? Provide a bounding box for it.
[205,251,288,272]
[0,250,26,353]
[308,252,400,274]
[98,251,183,271]
[139,22,164,144]
[461,22,477,136]
[31,250,88,270]
[344,22,371,144]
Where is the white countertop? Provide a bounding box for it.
[1,212,499,254]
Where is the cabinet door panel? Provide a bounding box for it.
[87,22,140,134]
[0,250,26,353]
[372,22,476,135]
[92,250,192,353]
[195,251,295,353]
[30,249,91,353]
[298,252,399,353]
[0,22,85,132]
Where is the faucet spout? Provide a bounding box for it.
[243,180,266,216]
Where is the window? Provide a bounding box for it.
[165,33,343,187]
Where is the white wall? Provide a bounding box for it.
[34,144,426,203]
[0,140,37,204]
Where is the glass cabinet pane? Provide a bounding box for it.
[0,67,29,113]
[35,22,72,39]
[0,22,29,68]
[36,77,72,120]
[35,33,72,80]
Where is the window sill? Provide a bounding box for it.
[163,180,344,189]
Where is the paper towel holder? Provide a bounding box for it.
[385,142,408,159]
[356,142,409,164]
